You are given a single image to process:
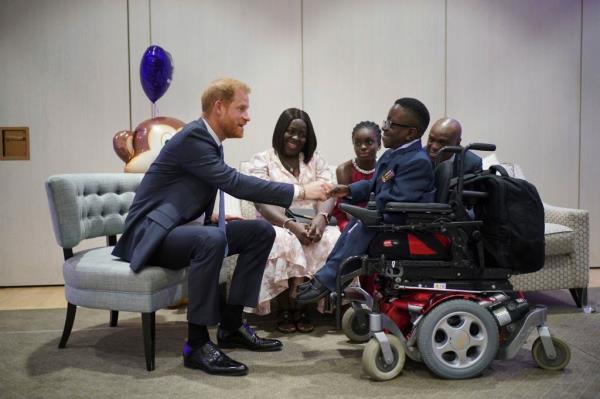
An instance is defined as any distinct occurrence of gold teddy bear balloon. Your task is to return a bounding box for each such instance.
[113,117,184,172]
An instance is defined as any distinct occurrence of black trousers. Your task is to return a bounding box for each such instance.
[149,219,276,326]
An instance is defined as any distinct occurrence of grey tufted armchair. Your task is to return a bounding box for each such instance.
[45,173,188,371]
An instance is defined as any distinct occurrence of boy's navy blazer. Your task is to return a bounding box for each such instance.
[348,140,435,211]
[112,119,294,272]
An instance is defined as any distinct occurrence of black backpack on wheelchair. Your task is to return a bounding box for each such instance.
[463,165,545,274]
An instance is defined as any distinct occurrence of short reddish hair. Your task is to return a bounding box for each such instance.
[201,78,251,115]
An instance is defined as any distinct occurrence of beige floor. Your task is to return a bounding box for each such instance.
[1,269,599,311]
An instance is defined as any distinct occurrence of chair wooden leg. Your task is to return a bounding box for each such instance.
[58,303,77,349]
[151,312,156,369]
[142,312,156,371]
[569,287,587,308]
[110,310,119,327]
[151,312,155,345]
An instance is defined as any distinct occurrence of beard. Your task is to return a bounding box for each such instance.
[220,115,243,139]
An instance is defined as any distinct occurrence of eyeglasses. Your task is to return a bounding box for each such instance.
[381,120,415,130]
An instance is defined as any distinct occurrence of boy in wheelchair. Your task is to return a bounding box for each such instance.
[297,118,570,379]
[296,97,436,304]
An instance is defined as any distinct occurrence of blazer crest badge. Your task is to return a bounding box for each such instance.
[380,169,395,183]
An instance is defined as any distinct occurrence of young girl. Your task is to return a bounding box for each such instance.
[332,121,381,231]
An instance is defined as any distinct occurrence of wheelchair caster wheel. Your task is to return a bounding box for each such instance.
[362,335,405,381]
[342,307,370,343]
[532,336,571,371]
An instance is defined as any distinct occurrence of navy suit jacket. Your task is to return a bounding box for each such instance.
[113,119,294,272]
[453,150,483,177]
[348,140,435,212]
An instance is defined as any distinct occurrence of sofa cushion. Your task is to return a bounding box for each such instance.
[63,246,187,293]
[545,223,574,257]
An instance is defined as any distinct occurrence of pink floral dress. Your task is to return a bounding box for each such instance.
[246,148,341,315]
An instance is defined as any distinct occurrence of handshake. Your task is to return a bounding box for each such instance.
[302,182,350,201]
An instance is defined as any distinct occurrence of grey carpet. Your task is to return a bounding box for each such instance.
[1,289,599,399]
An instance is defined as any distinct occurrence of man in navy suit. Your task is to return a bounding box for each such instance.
[296,98,436,303]
[425,117,482,176]
[113,78,330,376]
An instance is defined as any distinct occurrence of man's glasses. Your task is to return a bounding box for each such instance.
[381,120,415,130]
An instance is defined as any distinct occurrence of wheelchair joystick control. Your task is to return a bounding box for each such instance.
[367,193,376,210]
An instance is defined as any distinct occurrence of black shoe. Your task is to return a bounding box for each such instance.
[297,279,313,293]
[295,277,330,304]
[183,341,248,376]
[217,323,283,352]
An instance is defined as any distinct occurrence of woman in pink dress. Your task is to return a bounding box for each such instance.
[247,108,341,333]
[332,121,381,231]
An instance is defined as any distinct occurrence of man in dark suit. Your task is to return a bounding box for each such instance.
[425,117,482,176]
[113,78,331,376]
[296,98,436,303]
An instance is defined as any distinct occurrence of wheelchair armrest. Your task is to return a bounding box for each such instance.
[384,202,452,213]
[339,203,382,226]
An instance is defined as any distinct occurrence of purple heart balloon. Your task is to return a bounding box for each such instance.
[140,45,173,103]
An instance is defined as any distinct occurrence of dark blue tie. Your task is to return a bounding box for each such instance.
[218,145,228,257]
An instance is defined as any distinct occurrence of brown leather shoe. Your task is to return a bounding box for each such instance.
[295,310,314,333]
[276,310,296,333]
[167,297,188,309]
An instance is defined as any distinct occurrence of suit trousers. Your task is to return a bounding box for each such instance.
[149,219,276,326]
[314,219,377,291]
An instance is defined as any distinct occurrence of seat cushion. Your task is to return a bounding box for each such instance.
[64,246,187,293]
[544,223,574,257]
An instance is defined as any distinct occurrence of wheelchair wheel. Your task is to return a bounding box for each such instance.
[362,335,406,381]
[417,299,499,379]
[532,336,571,371]
[342,307,371,343]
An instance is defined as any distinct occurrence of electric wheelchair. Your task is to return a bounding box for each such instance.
[333,143,571,381]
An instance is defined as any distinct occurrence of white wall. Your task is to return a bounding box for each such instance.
[0,0,597,286]
[0,0,130,286]
[446,0,581,208]
[581,0,600,269]
[302,0,446,165]
[137,0,303,166]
